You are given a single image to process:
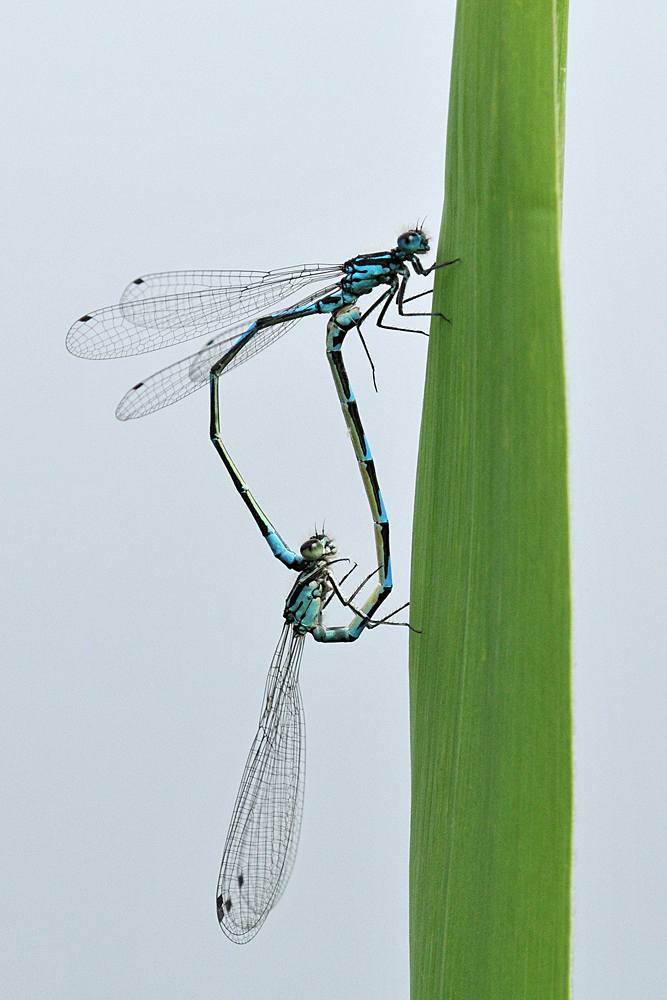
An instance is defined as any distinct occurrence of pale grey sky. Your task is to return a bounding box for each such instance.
[1,2,665,998]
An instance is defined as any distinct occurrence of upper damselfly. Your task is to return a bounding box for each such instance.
[66,229,456,419]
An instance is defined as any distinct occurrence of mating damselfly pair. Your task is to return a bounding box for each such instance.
[67,229,456,942]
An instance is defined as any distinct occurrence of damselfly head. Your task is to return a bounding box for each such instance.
[300,533,336,561]
[397,229,430,255]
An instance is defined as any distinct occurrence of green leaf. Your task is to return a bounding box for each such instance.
[409,0,571,997]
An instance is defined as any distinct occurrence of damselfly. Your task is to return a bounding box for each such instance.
[66,229,457,418]
[212,302,410,943]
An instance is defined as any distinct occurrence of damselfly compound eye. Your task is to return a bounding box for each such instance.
[398,230,417,245]
[300,537,324,561]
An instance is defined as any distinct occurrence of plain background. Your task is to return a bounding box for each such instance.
[1,2,665,998]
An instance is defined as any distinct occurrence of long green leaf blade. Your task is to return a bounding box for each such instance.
[409,0,571,997]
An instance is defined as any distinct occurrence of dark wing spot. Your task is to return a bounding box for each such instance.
[133,278,144,285]
[237,873,244,888]
[225,898,232,912]
[216,894,224,918]
[131,382,144,390]
[78,315,92,323]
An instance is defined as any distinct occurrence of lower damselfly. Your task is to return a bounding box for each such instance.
[212,301,411,943]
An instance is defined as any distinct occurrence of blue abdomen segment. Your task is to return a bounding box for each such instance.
[266,532,305,570]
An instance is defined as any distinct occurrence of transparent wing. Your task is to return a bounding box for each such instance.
[119,269,278,302]
[115,281,342,420]
[115,319,261,420]
[217,623,306,945]
[118,267,340,302]
[66,263,342,359]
